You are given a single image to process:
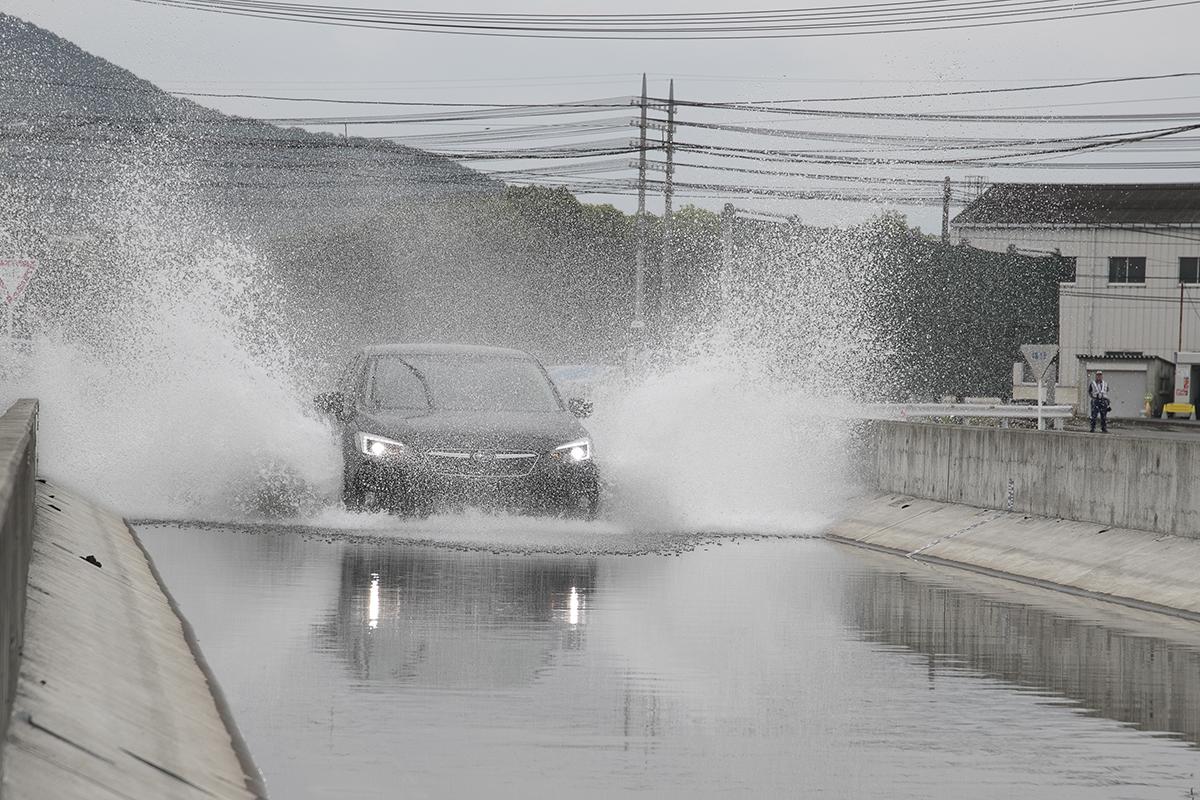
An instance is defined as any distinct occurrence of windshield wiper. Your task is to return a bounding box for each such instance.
[373,357,433,412]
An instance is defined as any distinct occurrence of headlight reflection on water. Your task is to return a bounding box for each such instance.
[367,573,380,630]
[568,586,581,626]
[550,586,587,626]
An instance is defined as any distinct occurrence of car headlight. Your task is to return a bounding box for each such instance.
[355,431,409,459]
[552,438,591,463]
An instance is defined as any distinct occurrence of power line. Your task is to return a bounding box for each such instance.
[659,160,954,185]
[9,107,1200,171]
[260,100,634,124]
[378,117,634,145]
[0,77,634,111]
[15,70,1200,107]
[9,122,1200,178]
[504,176,946,204]
[743,71,1200,104]
[676,98,1200,123]
[8,69,1200,213]
[670,122,1200,166]
[668,117,1200,151]
[489,159,633,177]
[11,74,1200,127]
[127,0,1200,39]
[428,140,648,159]
[1060,289,1200,304]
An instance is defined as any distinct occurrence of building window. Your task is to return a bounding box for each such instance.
[1108,256,1146,284]
[1181,257,1200,285]
[1057,256,1077,283]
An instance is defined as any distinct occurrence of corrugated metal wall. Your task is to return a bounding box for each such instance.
[951,224,1200,393]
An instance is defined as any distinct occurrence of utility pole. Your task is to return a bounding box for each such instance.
[941,176,951,244]
[632,73,649,334]
[1180,280,1186,354]
[719,202,735,325]
[660,79,677,324]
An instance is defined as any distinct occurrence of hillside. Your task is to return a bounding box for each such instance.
[0,14,1060,385]
[0,13,497,217]
[0,14,642,368]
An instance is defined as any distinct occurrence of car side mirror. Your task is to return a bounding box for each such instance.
[315,391,352,422]
[568,398,592,418]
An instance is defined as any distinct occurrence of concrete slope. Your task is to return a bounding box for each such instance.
[1,480,265,799]
[827,493,1200,621]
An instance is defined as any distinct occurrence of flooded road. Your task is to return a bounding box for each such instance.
[137,523,1200,799]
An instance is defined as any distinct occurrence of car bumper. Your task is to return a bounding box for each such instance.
[352,455,599,514]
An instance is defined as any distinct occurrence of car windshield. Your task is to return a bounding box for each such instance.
[369,354,562,413]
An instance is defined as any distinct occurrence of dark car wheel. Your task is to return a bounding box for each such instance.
[344,477,426,517]
[582,494,600,520]
[561,490,600,520]
[342,481,366,512]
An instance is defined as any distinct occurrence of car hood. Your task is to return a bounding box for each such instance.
[355,408,589,453]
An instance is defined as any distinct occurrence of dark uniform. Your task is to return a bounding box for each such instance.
[1088,375,1110,433]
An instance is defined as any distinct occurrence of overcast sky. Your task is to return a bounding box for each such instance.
[5,0,1200,230]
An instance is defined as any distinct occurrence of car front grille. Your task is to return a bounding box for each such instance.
[423,450,539,478]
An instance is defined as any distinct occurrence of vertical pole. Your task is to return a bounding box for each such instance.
[941,176,951,244]
[5,303,12,368]
[1037,378,1045,430]
[632,73,649,334]
[660,79,676,324]
[719,203,735,325]
[1180,279,1185,354]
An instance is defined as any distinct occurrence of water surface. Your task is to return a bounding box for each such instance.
[138,523,1200,799]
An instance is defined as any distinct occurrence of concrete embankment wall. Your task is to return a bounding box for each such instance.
[867,421,1199,538]
[830,421,1200,619]
[0,399,266,800]
[0,401,36,772]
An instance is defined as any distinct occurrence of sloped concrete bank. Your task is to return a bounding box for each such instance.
[0,471,267,798]
[827,493,1200,621]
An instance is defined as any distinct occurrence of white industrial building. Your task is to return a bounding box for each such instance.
[951,183,1200,418]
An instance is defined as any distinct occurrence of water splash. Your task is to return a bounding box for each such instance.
[1,146,339,519]
[590,361,852,536]
[2,140,887,532]
[587,220,886,536]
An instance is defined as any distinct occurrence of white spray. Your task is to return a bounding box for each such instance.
[2,145,885,534]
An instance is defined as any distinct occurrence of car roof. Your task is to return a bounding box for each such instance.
[360,343,538,360]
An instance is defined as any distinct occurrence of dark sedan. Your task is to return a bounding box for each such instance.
[317,344,600,517]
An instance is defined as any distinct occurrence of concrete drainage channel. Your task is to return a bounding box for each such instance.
[829,421,1200,621]
[0,400,267,800]
[5,406,1200,796]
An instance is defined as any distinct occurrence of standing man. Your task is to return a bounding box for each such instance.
[1088,370,1110,433]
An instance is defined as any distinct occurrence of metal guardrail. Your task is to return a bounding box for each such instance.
[0,399,37,780]
[852,403,1073,420]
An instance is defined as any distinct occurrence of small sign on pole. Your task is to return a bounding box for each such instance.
[0,258,38,350]
[1020,344,1059,382]
[1021,344,1059,430]
[0,259,37,306]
